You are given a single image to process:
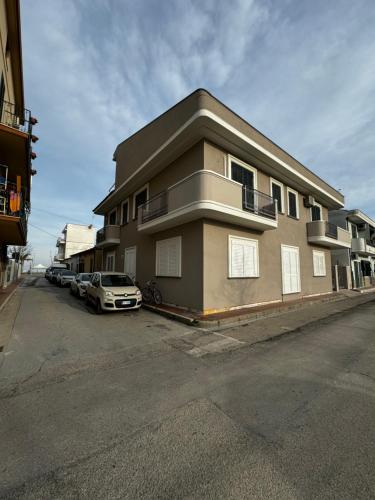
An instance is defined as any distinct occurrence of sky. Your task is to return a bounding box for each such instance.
[21,0,375,265]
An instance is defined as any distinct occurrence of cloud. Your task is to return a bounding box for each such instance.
[20,0,375,264]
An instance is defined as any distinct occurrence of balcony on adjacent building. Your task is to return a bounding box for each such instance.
[351,237,375,256]
[56,237,65,247]
[137,170,278,233]
[0,179,28,246]
[96,225,120,247]
[307,220,351,249]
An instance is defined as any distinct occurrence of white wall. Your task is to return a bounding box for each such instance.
[63,224,96,259]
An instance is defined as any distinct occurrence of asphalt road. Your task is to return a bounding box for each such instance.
[1,277,375,499]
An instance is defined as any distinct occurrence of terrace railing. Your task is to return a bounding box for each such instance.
[242,186,277,220]
[0,98,32,135]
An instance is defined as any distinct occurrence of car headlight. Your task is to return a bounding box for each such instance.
[105,290,114,297]
[136,290,141,296]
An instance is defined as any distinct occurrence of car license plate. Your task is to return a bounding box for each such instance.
[122,300,131,305]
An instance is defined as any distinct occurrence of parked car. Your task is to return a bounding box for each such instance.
[56,270,76,287]
[70,273,92,297]
[50,268,63,283]
[46,264,67,281]
[86,272,142,313]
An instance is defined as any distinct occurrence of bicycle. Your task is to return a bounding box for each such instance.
[141,280,162,305]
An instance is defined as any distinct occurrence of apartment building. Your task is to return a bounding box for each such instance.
[55,224,96,262]
[0,0,38,287]
[94,89,351,314]
[329,209,375,289]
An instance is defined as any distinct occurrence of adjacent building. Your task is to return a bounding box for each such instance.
[55,223,96,262]
[65,246,103,274]
[329,209,375,289]
[0,0,38,287]
[93,89,351,314]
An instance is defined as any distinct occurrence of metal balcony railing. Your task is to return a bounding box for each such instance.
[96,227,106,244]
[242,186,277,220]
[0,99,32,135]
[0,179,28,237]
[139,191,168,224]
[325,222,338,239]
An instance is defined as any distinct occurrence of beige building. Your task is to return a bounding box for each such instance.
[94,89,351,314]
[329,209,375,289]
[0,0,38,287]
[55,223,96,262]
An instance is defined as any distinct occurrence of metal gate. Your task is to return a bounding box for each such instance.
[337,266,348,289]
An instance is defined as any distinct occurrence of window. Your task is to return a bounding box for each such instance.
[133,184,149,219]
[311,202,322,221]
[121,199,129,225]
[228,236,259,278]
[106,252,115,272]
[229,155,257,189]
[350,223,358,238]
[156,236,181,277]
[313,250,326,276]
[108,209,117,225]
[287,188,299,219]
[270,178,284,213]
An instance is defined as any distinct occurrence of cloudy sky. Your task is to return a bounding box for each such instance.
[21,0,375,265]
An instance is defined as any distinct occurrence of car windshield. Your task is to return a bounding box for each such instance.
[62,271,76,276]
[101,274,133,287]
[80,274,92,281]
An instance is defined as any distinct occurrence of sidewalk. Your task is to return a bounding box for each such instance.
[144,288,375,330]
[0,279,21,313]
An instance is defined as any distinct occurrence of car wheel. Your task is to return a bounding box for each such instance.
[96,299,103,314]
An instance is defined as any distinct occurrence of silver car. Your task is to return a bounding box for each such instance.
[70,273,92,297]
[57,270,76,287]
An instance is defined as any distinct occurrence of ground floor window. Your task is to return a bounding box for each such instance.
[106,252,115,272]
[313,250,326,276]
[156,236,181,277]
[228,235,259,278]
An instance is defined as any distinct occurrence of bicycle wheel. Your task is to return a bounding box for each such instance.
[153,288,162,305]
[142,287,153,304]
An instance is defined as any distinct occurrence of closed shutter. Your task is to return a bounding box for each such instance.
[156,236,181,277]
[313,251,326,276]
[124,247,136,279]
[281,245,301,294]
[229,236,258,278]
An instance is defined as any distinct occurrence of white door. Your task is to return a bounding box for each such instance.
[281,245,301,294]
[106,252,115,272]
[124,246,136,280]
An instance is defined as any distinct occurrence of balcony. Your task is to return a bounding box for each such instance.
[307,221,351,249]
[0,99,33,186]
[351,237,375,256]
[96,225,120,248]
[56,237,66,247]
[0,179,28,245]
[137,170,278,233]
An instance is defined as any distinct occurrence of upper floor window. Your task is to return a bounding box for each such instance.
[287,188,299,219]
[350,223,358,238]
[311,202,322,221]
[133,184,149,219]
[121,199,129,225]
[108,209,117,225]
[229,155,257,190]
[270,178,284,214]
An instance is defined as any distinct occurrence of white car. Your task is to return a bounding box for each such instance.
[57,270,76,287]
[86,272,142,313]
[70,273,92,297]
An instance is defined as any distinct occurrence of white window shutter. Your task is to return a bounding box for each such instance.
[229,237,258,278]
[156,237,181,277]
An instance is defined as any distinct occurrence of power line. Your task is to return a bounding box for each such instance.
[28,223,59,239]
[31,207,97,225]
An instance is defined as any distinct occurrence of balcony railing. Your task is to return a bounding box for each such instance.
[140,191,168,224]
[0,179,28,239]
[325,221,338,239]
[137,170,278,233]
[0,99,32,135]
[242,186,277,220]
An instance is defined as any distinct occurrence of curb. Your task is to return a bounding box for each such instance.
[143,304,198,326]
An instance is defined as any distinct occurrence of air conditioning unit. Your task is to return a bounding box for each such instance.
[303,195,315,208]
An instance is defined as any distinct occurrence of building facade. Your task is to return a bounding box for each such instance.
[94,89,351,314]
[0,0,38,287]
[55,223,96,262]
[329,209,375,289]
